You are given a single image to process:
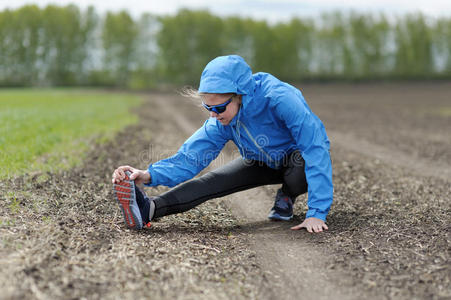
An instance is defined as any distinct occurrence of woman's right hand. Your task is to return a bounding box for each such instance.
[112,165,151,185]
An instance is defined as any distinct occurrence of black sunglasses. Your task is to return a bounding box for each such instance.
[202,96,233,114]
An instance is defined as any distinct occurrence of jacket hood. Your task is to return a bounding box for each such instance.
[198,55,255,96]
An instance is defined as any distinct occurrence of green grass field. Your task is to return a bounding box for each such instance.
[0,89,142,180]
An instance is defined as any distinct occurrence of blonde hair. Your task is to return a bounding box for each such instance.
[180,86,203,100]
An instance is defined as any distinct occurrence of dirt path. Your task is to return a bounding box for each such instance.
[152,94,379,300]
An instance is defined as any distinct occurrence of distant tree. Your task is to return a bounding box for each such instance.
[222,16,254,65]
[14,5,41,85]
[290,18,315,80]
[78,6,99,85]
[250,20,278,73]
[126,13,160,89]
[157,9,224,85]
[348,13,391,78]
[40,5,90,85]
[433,18,451,75]
[0,6,42,85]
[102,10,138,87]
[0,9,17,85]
[312,12,350,79]
[255,18,314,81]
[395,14,434,78]
[269,21,303,81]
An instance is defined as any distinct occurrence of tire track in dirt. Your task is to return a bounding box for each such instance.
[329,131,451,182]
[152,94,379,300]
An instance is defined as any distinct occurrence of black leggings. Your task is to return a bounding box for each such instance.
[152,151,308,219]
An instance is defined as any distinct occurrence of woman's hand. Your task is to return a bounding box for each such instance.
[112,165,151,185]
[291,217,328,233]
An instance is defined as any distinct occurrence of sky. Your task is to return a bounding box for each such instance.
[0,0,450,23]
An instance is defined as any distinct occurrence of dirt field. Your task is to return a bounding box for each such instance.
[1,82,450,299]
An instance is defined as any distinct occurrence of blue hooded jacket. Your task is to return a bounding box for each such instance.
[147,55,333,221]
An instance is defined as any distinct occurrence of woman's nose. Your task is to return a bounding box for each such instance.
[210,111,218,118]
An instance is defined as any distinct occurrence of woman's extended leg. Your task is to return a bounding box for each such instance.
[152,158,284,218]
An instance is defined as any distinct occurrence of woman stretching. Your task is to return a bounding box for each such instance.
[112,55,333,233]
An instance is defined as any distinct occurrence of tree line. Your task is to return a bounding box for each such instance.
[0,5,450,88]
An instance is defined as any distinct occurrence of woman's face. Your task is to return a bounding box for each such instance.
[202,93,241,126]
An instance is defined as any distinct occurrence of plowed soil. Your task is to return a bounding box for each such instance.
[1,82,450,299]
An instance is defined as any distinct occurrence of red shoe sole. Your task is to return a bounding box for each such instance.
[113,172,139,229]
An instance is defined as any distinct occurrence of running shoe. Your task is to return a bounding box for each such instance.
[113,171,151,230]
[268,188,294,221]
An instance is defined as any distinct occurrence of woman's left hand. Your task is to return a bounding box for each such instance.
[291,217,328,233]
[112,165,151,185]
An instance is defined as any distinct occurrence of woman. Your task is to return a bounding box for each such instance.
[112,55,333,233]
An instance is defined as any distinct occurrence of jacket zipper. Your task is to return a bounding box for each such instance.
[236,121,280,168]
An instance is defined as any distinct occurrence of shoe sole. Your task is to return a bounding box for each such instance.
[268,212,293,221]
[113,171,142,229]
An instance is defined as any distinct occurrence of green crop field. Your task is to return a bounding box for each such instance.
[0,89,142,180]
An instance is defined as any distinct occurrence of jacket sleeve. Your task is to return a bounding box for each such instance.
[145,118,229,187]
[273,90,333,221]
